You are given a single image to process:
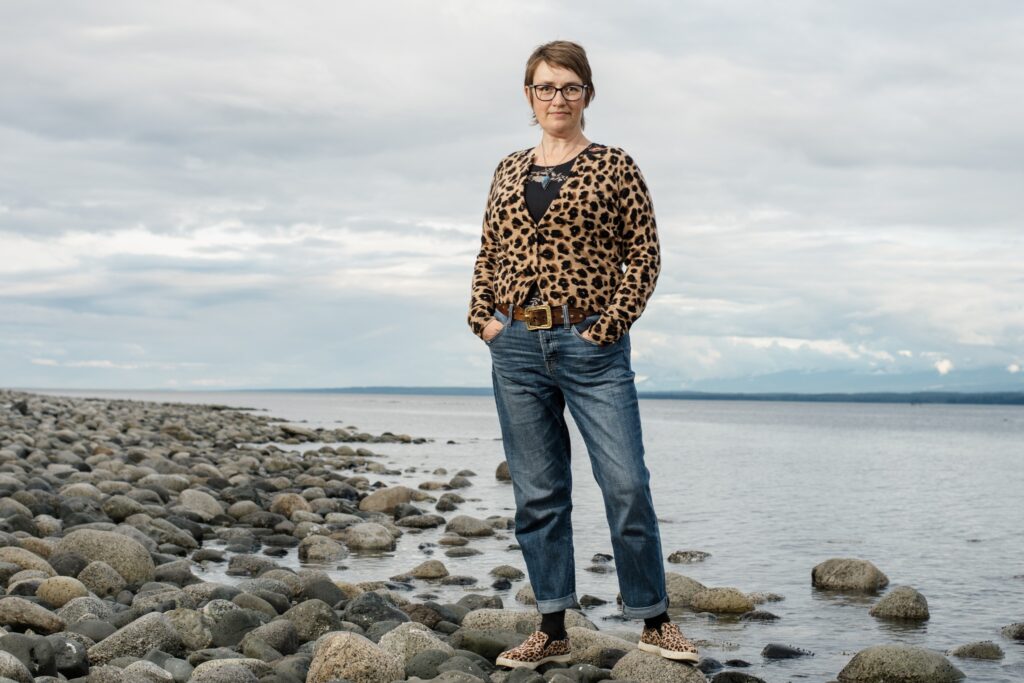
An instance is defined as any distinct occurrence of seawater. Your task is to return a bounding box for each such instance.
[40,389,1024,682]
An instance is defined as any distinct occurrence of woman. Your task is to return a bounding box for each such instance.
[467,41,699,669]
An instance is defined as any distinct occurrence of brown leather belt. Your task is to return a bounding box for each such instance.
[496,303,595,330]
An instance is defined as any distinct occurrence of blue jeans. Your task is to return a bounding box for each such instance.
[486,305,668,619]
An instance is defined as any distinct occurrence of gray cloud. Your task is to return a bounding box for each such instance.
[1,1,1022,391]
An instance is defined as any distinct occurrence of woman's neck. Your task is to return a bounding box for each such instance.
[537,131,590,165]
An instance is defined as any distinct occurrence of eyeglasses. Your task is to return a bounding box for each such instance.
[528,84,587,102]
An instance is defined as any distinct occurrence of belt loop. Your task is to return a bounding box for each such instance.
[561,304,570,329]
[507,300,515,328]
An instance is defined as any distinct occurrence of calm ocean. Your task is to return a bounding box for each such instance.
[38,389,1024,681]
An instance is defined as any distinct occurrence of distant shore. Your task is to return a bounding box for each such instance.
[46,385,1022,406]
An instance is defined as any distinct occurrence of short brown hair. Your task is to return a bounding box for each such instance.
[524,40,595,129]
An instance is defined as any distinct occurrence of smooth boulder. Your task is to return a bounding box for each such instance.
[306,631,404,683]
[837,644,964,682]
[869,586,929,620]
[54,529,155,584]
[690,587,754,614]
[611,649,708,682]
[342,523,396,551]
[812,558,889,592]
[87,612,184,665]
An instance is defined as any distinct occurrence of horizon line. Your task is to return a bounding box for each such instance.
[10,385,1024,406]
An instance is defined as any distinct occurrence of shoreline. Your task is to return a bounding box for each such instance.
[0,389,1017,682]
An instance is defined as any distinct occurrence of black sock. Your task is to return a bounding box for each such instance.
[540,609,567,640]
[644,611,670,631]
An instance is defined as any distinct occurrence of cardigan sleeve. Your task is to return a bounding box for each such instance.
[467,161,504,338]
[586,151,661,345]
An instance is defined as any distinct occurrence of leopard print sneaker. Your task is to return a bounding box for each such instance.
[495,630,571,669]
[638,621,699,663]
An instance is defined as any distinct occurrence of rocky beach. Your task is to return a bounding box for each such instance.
[0,388,1020,683]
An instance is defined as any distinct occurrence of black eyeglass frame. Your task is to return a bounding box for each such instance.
[527,84,589,102]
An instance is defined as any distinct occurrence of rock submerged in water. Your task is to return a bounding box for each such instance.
[812,558,889,592]
[359,485,431,513]
[948,640,1004,660]
[1002,622,1024,640]
[495,460,511,481]
[689,587,754,614]
[444,515,496,537]
[869,585,929,621]
[711,672,766,683]
[342,522,397,551]
[761,643,813,659]
[837,644,964,682]
[668,550,711,564]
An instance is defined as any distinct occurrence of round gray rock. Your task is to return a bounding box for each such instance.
[444,515,495,537]
[377,621,454,664]
[666,572,707,607]
[948,641,1003,660]
[1002,622,1024,640]
[77,560,127,597]
[86,612,184,665]
[0,597,65,634]
[837,644,964,682]
[342,522,396,551]
[611,649,708,682]
[812,558,889,592]
[192,658,272,680]
[358,485,423,513]
[189,663,259,682]
[306,631,404,683]
[54,529,155,584]
[297,535,348,562]
[0,547,55,576]
[0,650,32,683]
[178,489,224,522]
[690,587,754,614]
[281,599,342,642]
[122,659,175,682]
[36,576,89,608]
[409,560,449,579]
[869,586,929,620]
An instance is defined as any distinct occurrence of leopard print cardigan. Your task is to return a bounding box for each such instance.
[467,143,660,346]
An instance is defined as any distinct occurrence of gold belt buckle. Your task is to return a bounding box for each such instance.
[524,304,553,330]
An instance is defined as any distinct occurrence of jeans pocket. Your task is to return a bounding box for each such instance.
[484,308,510,345]
[571,314,605,347]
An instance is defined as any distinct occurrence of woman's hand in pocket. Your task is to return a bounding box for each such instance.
[482,318,504,342]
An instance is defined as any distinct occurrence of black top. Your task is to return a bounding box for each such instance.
[525,157,577,224]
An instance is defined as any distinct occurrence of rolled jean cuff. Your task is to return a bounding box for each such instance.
[535,593,579,614]
[621,596,669,619]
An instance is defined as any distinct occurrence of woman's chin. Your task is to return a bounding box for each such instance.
[541,119,580,135]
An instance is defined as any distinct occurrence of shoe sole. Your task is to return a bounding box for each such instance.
[495,653,572,670]
[639,640,700,663]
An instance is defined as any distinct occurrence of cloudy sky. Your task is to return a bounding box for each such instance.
[2,1,1022,392]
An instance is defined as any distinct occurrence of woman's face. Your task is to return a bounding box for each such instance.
[525,61,587,137]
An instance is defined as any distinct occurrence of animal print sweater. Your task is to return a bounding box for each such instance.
[468,143,660,345]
